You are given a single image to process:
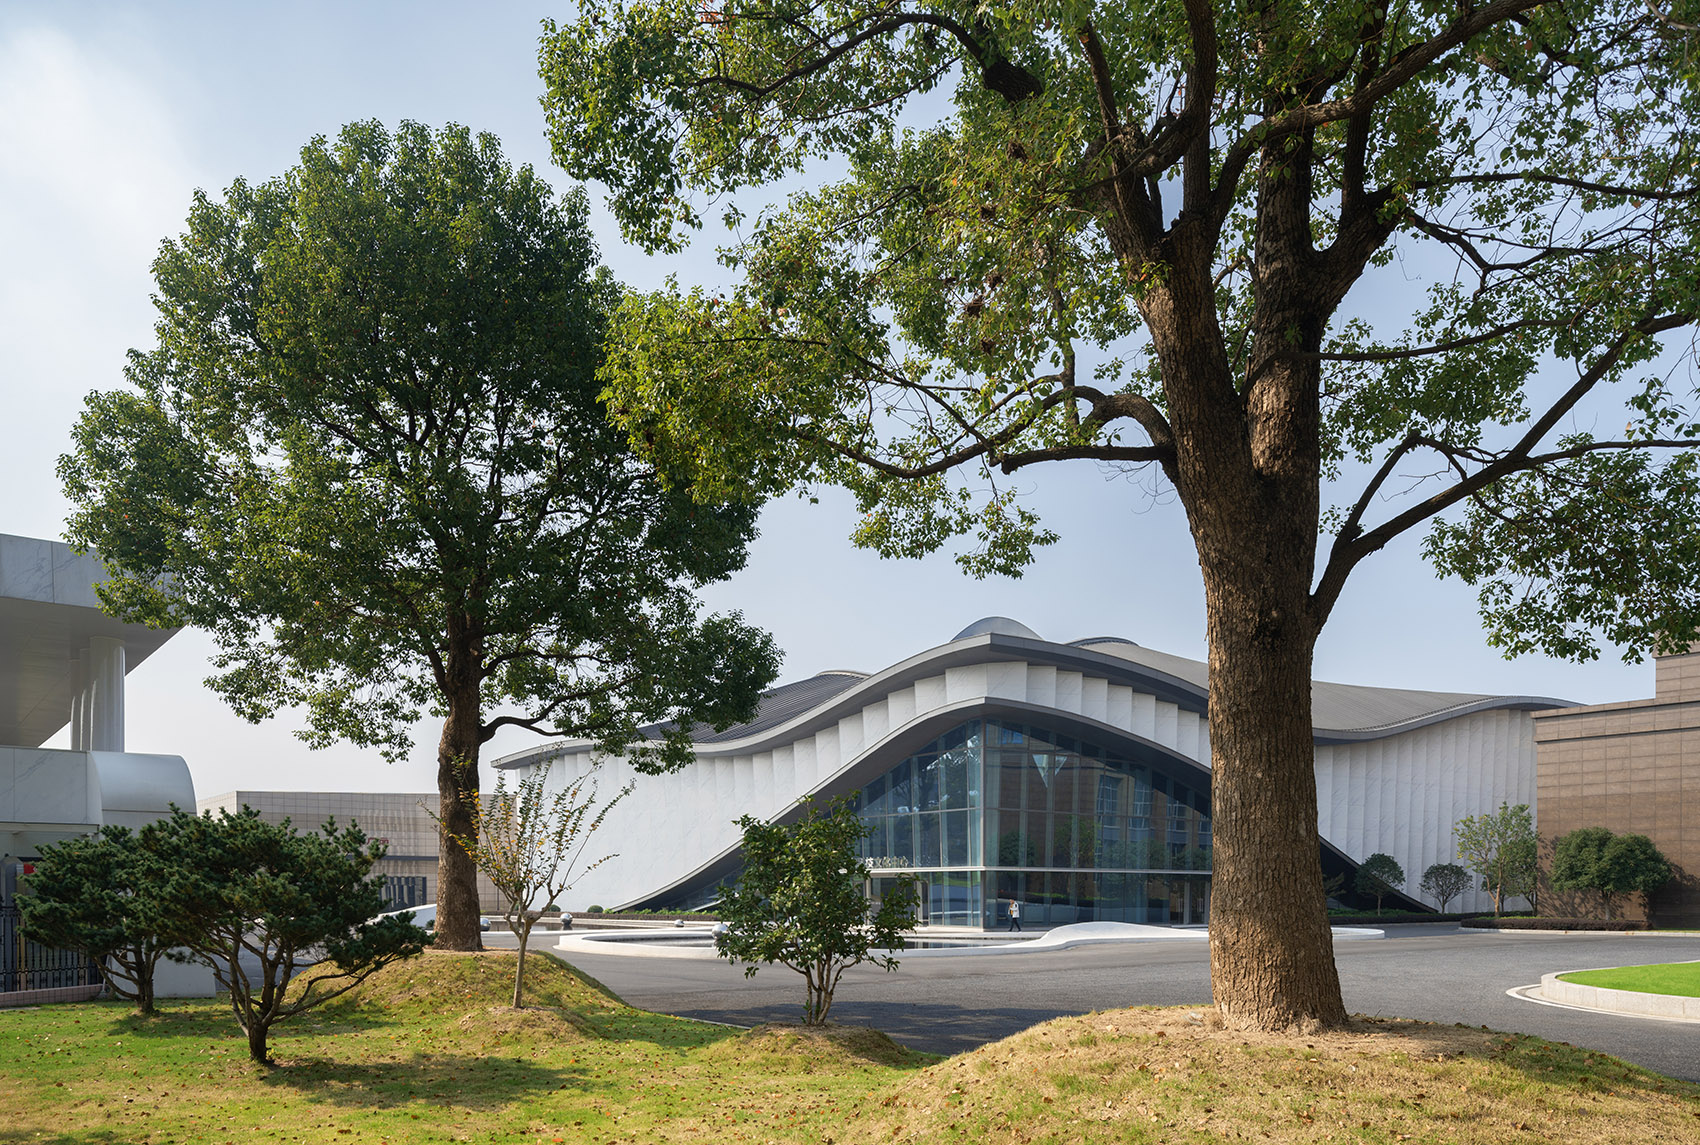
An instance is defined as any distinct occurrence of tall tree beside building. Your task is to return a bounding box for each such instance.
[59,121,780,951]
[542,0,1700,1031]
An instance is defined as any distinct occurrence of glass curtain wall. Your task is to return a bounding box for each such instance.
[851,717,1213,929]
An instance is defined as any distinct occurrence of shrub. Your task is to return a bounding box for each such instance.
[1460,916,1647,931]
[715,798,917,1025]
[143,807,430,1063]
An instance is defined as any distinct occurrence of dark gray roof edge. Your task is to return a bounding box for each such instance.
[1312,695,1578,743]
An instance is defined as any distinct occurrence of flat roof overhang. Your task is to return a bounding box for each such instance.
[0,534,178,748]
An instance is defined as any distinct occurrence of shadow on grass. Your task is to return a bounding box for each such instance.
[255,1049,604,1109]
[1354,1017,1700,1098]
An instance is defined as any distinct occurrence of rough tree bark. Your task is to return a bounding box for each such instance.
[1122,127,1351,1029]
[435,613,486,953]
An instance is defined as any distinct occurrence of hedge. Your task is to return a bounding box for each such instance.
[1459,916,1647,931]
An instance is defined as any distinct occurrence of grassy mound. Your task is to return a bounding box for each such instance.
[304,948,619,1017]
[848,1006,1700,1144]
[697,1021,936,1070]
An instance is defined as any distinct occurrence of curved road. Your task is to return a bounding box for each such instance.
[549,925,1700,1082]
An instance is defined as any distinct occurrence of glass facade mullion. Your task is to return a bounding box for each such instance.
[854,715,1212,928]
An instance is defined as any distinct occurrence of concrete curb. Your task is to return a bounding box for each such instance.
[0,983,104,1010]
[1463,926,1698,936]
[550,921,1384,961]
[1509,961,1700,1023]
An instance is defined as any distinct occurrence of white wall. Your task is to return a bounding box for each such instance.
[539,663,1536,915]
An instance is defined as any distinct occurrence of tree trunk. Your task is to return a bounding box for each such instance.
[247,1021,271,1064]
[135,962,155,1016]
[513,922,530,1009]
[1198,561,1348,1031]
[435,622,485,952]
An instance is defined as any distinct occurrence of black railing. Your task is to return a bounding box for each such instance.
[0,906,102,994]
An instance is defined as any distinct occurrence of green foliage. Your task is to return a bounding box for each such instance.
[543,0,1700,1025]
[57,118,779,771]
[439,767,629,1007]
[715,799,918,1025]
[1551,827,1673,920]
[19,827,175,1013]
[140,807,430,1063]
[1455,803,1539,916]
[1354,852,1405,915]
[1419,862,1473,914]
[547,0,1700,615]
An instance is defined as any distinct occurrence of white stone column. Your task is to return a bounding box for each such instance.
[69,652,88,751]
[86,636,125,752]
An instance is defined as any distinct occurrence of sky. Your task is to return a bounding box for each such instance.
[0,2,1682,798]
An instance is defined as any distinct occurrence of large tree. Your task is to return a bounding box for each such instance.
[60,121,780,951]
[540,1,1700,1029]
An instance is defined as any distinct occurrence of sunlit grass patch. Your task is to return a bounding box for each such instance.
[1,954,1696,1144]
[1560,960,1700,998]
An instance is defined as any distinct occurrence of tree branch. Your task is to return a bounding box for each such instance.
[1310,312,1691,623]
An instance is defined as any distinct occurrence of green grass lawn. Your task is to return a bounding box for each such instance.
[1559,959,1700,997]
[2,949,1697,1144]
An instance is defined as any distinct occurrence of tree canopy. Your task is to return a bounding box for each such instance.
[20,826,175,1014]
[60,120,781,949]
[141,807,430,1064]
[1455,802,1538,914]
[1354,852,1404,915]
[541,0,1700,1030]
[1551,826,1672,919]
[1418,861,1472,914]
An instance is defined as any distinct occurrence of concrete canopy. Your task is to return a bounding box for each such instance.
[0,534,178,749]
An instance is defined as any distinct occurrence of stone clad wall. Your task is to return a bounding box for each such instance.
[1532,652,1700,926]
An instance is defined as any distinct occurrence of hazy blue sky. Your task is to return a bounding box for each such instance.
[0,2,1678,797]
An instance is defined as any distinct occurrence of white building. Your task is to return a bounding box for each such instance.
[497,617,1566,924]
[0,532,200,998]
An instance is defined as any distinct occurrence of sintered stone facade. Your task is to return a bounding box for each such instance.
[1532,650,1700,926]
[501,617,1566,926]
[195,791,504,913]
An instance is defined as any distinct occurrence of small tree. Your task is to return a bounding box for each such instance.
[440,766,628,1008]
[1419,863,1472,914]
[1455,803,1539,916]
[715,799,918,1025]
[19,826,176,1014]
[1354,853,1405,916]
[1552,828,1672,921]
[143,807,430,1064]
[1550,826,1615,916]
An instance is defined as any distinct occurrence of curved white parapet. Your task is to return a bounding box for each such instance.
[88,751,193,828]
[552,921,1383,961]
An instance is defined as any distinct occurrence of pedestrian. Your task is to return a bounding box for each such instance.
[1007,898,1022,932]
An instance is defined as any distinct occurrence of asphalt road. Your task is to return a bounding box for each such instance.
[549,925,1700,1083]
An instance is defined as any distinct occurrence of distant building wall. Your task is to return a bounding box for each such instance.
[195,791,503,914]
[1532,651,1700,926]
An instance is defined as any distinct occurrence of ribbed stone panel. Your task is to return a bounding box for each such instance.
[1314,709,1536,914]
[524,656,1538,914]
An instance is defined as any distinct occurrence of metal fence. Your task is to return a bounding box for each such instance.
[0,906,102,994]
